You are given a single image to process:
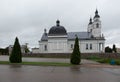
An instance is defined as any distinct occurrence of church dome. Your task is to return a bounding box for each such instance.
[94,9,100,18]
[48,20,67,35]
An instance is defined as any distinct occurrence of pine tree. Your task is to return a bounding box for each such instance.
[70,36,81,65]
[9,37,22,63]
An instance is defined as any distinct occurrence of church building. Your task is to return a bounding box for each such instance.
[32,10,105,53]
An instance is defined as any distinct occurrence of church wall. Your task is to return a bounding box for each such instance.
[67,40,74,53]
[92,28,101,37]
[67,40,104,53]
[92,18,101,37]
[80,40,105,53]
[32,48,40,53]
[80,40,98,53]
[36,39,105,54]
[48,37,68,53]
[39,41,48,53]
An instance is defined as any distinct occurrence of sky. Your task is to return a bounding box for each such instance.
[0,0,120,48]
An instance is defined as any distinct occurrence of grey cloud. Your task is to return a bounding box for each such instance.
[0,0,120,48]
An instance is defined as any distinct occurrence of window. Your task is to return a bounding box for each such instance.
[90,44,92,50]
[96,23,99,28]
[86,44,88,50]
[44,45,47,51]
[90,29,92,32]
[71,44,73,49]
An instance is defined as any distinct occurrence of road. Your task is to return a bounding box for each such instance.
[0,56,120,82]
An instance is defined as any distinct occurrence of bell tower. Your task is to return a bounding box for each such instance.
[88,17,93,32]
[88,9,102,37]
[92,9,101,37]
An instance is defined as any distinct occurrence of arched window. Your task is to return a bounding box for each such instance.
[86,44,88,50]
[71,44,73,49]
[96,23,99,28]
[90,44,92,50]
[44,45,47,51]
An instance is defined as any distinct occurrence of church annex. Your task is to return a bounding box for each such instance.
[32,10,105,53]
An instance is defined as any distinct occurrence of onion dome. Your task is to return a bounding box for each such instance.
[94,9,100,18]
[89,17,93,24]
[48,20,67,35]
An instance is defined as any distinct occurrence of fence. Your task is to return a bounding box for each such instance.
[22,53,120,59]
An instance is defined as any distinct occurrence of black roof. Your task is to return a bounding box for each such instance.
[94,9,100,18]
[48,26,67,35]
[48,20,67,35]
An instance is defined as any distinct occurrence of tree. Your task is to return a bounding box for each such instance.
[9,37,22,63]
[105,46,112,53]
[25,47,30,53]
[24,43,30,53]
[70,36,81,65]
[112,44,117,53]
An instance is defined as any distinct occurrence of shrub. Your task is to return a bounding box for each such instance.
[105,46,112,53]
[70,36,81,65]
[115,60,120,65]
[9,37,22,63]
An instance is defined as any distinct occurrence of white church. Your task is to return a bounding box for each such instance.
[32,10,105,53]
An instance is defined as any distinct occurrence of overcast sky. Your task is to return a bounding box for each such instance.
[0,0,120,48]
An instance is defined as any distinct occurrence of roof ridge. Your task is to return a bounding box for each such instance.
[68,31,88,33]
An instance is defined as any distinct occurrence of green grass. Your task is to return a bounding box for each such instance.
[0,61,9,64]
[0,61,72,66]
[86,56,120,65]
[97,59,120,65]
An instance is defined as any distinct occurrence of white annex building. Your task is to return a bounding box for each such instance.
[32,10,105,53]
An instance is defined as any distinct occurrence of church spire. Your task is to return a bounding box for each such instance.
[89,17,93,24]
[94,9,100,18]
[56,20,60,26]
[44,28,47,35]
[95,9,98,15]
[44,28,47,33]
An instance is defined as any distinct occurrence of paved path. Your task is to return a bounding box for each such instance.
[0,55,99,64]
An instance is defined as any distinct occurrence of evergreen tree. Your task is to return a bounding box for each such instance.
[9,37,22,63]
[70,36,81,65]
[112,44,117,53]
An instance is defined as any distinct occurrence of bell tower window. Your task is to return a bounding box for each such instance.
[96,23,99,28]
[90,29,92,32]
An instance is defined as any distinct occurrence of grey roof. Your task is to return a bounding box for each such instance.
[41,32,105,41]
[67,32,92,40]
[41,33,48,41]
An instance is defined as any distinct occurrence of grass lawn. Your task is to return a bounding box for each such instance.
[0,61,72,66]
[85,56,120,65]
[96,58,120,65]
